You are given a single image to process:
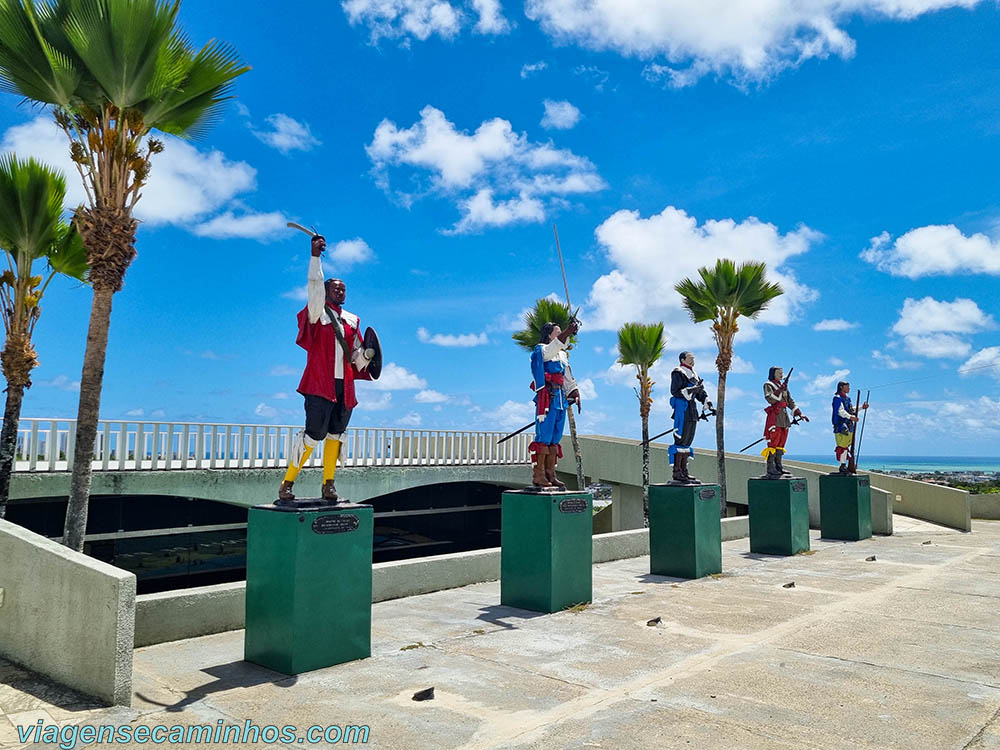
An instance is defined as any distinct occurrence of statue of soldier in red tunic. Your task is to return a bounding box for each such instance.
[278,234,381,503]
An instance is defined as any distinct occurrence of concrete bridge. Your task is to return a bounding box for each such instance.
[7,418,983,534]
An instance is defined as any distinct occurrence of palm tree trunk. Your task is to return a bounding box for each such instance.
[641,413,649,527]
[0,383,25,518]
[63,286,114,552]
[716,369,728,517]
[566,408,586,491]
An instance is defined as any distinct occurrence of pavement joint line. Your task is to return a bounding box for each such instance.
[837,610,1000,635]
[895,585,1000,600]
[457,541,992,749]
[771,646,1000,691]
[963,705,1000,749]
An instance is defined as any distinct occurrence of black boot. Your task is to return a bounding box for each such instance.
[765,452,782,479]
[671,454,685,483]
[775,451,792,477]
[681,453,699,484]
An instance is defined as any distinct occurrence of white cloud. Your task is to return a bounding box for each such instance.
[355,392,393,410]
[805,368,850,395]
[254,402,278,418]
[813,319,858,331]
[417,327,489,347]
[193,210,287,240]
[585,206,819,345]
[326,238,375,268]
[415,389,450,403]
[150,409,166,418]
[342,0,508,41]
[0,116,276,238]
[962,347,1000,379]
[366,105,604,233]
[871,349,920,370]
[399,411,423,426]
[524,0,982,86]
[37,374,81,391]
[521,61,548,78]
[901,333,972,359]
[729,355,755,374]
[269,364,299,376]
[862,225,1000,278]
[357,362,427,391]
[485,399,534,429]
[125,408,144,417]
[829,357,845,366]
[576,378,598,400]
[541,99,581,130]
[868,397,1000,440]
[471,0,510,33]
[891,297,995,336]
[281,286,308,301]
[252,113,321,154]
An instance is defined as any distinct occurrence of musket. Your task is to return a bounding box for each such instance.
[738,414,805,454]
[847,389,861,474]
[641,403,716,446]
[496,399,577,444]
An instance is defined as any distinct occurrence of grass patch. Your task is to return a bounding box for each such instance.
[566,602,590,613]
[471,629,485,635]
[797,550,817,556]
[629,591,645,595]
[400,642,426,651]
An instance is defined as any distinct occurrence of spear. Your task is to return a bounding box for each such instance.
[848,389,861,474]
[552,224,586,491]
[854,390,871,472]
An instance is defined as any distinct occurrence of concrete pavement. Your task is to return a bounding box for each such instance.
[2,516,998,749]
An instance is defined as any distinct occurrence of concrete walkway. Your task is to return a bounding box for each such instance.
[2,517,999,749]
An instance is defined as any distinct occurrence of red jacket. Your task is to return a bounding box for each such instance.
[295,305,372,408]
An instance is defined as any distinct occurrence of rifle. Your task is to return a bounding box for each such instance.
[738,414,806,454]
[641,402,716,446]
[496,398,578,444]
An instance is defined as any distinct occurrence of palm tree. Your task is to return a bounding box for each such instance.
[0,155,86,517]
[512,297,585,490]
[616,321,665,526]
[0,0,249,551]
[675,259,783,515]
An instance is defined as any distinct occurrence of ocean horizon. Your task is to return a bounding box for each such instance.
[793,455,1000,473]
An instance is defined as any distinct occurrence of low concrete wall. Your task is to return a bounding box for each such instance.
[0,519,135,705]
[972,494,1000,520]
[871,487,894,535]
[134,516,752,647]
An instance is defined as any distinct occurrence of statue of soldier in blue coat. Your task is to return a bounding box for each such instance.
[669,351,714,484]
[832,380,868,474]
[529,319,581,489]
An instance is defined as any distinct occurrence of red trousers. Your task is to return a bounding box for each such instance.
[766,426,789,450]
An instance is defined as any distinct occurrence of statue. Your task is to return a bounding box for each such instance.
[668,351,715,484]
[762,366,808,479]
[529,319,581,490]
[278,233,382,504]
[832,381,868,474]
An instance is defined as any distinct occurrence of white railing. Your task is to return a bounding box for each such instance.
[9,418,532,473]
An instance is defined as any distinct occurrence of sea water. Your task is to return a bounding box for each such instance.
[795,455,1000,474]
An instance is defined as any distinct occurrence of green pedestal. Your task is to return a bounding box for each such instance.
[244,503,373,674]
[748,478,810,556]
[820,474,873,541]
[649,484,722,579]
[500,490,592,613]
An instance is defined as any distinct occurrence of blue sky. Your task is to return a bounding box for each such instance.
[3,0,1000,456]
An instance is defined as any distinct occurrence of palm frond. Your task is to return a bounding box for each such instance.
[512,297,574,352]
[616,321,665,368]
[0,153,66,262]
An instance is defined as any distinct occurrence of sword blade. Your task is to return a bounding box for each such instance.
[497,421,535,444]
[287,221,317,237]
